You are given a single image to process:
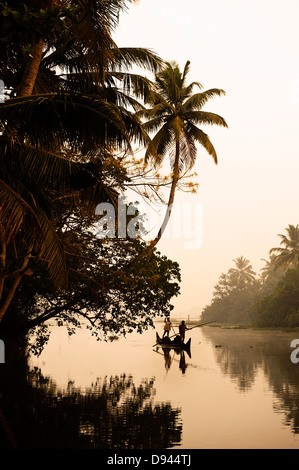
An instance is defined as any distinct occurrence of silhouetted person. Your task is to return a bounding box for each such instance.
[179,321,189,342]
[163,317,172,338]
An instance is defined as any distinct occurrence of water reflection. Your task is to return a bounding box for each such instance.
[154,347,190,374]
[3,326,299,449]
[0,347,182,449]
[202,327,299,434]
[179,352,188,374]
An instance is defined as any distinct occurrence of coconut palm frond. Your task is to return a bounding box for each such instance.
[72,0,126,71]
[81,180,119,213]
[142,116,167,134]
[145,122,174,166]
[111,47,164,73]
[0,179,68,288]
[0,92,147,153]
[269,225,299,271]
[0,179,29,242]
[33,205,68,289]
[186,110,228,128]
[1,141,81,187]
[107,71,157,103]
[118,104,149,146]
[186,122,218,163]
[180,128,197,170]
[137,100,172,120]
[181,60,191,84]
[181,89,226,112]
[56,69,157,109]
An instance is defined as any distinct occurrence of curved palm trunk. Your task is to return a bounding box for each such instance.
[16,37,45,97]
[151,137,180,248]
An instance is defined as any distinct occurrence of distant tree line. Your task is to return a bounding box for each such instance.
[201,224,299,328]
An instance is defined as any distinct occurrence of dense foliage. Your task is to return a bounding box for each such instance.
[201,226,299,328]
[201,257,262,325]
[0,0,181,346]
[255,265,299,328]
[0,0,228,349]
[1,235,181,354]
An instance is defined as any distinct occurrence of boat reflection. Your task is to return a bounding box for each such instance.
[154,346,190,374]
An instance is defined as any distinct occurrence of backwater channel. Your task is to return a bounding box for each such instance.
[2,323,299,449]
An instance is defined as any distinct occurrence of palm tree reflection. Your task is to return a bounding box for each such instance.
[0,363,182,449]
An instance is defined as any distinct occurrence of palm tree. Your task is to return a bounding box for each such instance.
[0,0,162,322]
[260,254,285,282]
[1,1,162,100]
[269,224,299,271]
[138,60,228,246]
[228,256,256,288]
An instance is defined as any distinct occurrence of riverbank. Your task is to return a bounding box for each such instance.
[156,317,299,334]
[206,322,299,333]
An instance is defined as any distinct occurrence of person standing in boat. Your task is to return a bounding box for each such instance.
[162,317,172,338]
[179,321,189,342]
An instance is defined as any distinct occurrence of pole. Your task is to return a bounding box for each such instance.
[187,320,216,331]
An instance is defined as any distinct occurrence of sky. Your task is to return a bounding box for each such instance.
[113,0,299,318]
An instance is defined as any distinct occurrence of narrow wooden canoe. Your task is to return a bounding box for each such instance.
[155,332,191,355]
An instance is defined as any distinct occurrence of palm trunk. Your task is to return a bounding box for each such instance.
[0,244,34,324]
[16,0,63,98]
[16,37,44,97]
[151,136,180,248]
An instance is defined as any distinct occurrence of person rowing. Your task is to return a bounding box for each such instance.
[162,317,172,338]
[178,320,189,343]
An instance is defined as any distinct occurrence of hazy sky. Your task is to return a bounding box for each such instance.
[113,0,299,318]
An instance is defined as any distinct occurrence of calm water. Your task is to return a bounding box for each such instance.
[21,323,299,449]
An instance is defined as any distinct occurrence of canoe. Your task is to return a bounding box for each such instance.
[155,332,191,355]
